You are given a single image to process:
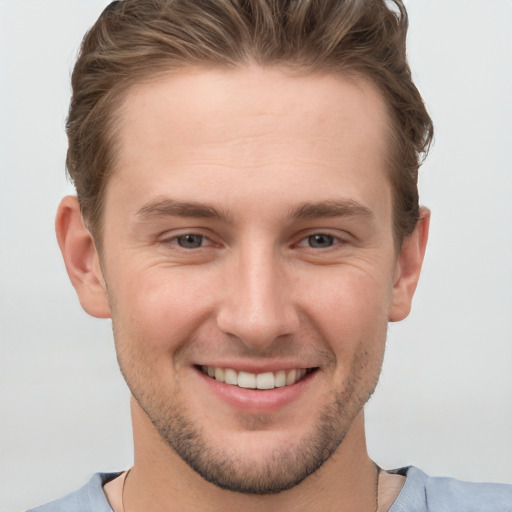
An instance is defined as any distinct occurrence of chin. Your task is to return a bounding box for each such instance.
[133,381,367,495]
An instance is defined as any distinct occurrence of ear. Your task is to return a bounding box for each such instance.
[55,196,111,318]
[388,207,430,322]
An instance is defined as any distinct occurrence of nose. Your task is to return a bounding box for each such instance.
[216,244,300,350]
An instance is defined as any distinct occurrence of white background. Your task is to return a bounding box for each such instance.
[1,1,511,510]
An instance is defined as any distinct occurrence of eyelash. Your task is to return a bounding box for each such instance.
[296,233,342,249]
[164,233,215,249]
[162,231,347,251]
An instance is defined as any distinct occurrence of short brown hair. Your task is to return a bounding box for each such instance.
[67,0,433,244]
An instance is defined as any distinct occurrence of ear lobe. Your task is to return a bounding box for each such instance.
[55,196,111,319]
[389,208,430,322]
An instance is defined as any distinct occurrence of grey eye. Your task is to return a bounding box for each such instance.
[307,234,335,248]
[177,234,204,248]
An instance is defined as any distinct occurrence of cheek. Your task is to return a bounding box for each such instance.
[300,267,392,355]
[109,267,216,355]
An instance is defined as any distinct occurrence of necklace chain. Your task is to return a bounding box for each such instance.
[374,464,381,512]
[121,464,381,512]
[121,468,130,512]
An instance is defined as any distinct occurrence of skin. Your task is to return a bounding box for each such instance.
[57,66,429,511]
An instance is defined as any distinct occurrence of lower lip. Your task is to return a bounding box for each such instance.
[196,368,316,413]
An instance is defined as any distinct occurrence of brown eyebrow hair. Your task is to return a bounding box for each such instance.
[135,198,233,222]
[136,197,373,223]
[290,200,374,220]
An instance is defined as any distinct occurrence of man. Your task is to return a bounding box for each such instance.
[28,0,511,510]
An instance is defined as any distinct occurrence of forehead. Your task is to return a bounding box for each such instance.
[118,66,389,156]
[108,66,391,220]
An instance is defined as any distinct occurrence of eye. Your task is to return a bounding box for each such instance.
[303,234,336,248]
[175,234,206,249]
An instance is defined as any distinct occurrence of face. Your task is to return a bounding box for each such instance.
[96,67,404,493]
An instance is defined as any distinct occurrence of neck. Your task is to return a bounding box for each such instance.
[125,400,379,512]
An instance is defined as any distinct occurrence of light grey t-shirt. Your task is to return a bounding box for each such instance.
[27,466,512,512]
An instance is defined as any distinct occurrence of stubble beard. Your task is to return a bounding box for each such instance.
[111,298,386,496]
[144,390,351,495]
[124,354,382,495]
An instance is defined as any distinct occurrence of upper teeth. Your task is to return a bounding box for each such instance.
[201,366,309,389]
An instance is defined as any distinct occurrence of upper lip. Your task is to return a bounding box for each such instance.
[194,362,318,373]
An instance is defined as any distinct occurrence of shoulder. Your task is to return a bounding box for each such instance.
[26,472,121,512]
[389,466,512,512]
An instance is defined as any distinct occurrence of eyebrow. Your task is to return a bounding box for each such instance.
[135,197,373,223]
[135,198,233,222]
[290,200,374,221]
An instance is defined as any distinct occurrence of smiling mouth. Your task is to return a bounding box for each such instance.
[199,366,317,390]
